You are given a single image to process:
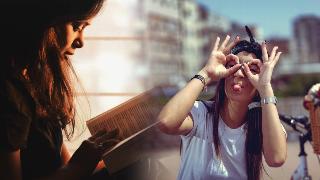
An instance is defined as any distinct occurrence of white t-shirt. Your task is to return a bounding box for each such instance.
[177,101,250,180]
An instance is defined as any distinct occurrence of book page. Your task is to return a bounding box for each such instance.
[86,87,171,173]
[86,87,166,140]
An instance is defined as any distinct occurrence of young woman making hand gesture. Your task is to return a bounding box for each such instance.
[158,27,287,180]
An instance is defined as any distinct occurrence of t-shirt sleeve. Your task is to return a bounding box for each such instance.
[182,101,207,138]
[0,79,34,152]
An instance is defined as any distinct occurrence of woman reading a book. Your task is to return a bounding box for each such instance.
[158,27,287,180]
[0,1,120,179]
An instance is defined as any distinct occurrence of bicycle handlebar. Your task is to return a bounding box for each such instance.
[279,114,310,134]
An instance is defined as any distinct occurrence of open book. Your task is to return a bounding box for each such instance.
[86,86,173,174]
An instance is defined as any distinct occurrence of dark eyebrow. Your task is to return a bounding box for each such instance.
[76,20,91,26]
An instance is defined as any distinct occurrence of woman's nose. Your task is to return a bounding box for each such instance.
[73,33,84,49]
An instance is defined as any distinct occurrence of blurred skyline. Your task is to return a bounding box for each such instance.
[197,0,320,38]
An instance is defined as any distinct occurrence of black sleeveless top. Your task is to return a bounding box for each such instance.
[0,76,63,179]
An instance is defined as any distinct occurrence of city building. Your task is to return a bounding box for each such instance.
[293,15,320,64]
[266,37,291,77]
[81,0,186,89]
[198,5,231,67]
[179,0,203,79]
[139,0,184,88]
[274,15,320,77]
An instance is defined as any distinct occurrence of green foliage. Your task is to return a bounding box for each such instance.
[274,74,320,97]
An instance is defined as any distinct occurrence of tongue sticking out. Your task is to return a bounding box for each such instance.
[233,84,242,92]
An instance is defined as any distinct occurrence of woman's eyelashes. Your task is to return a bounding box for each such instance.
[225,61,260,74]
[248,64,260,74]
[72,22,84,32]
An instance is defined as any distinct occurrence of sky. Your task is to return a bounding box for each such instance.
[196,0,320,39]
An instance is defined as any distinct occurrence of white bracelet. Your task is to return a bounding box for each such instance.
[261,96,278,105]
[248,102,261,110]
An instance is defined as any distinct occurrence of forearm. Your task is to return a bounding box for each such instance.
[158,70,209,132]
[157,34,237,133]
[259,84,287,167]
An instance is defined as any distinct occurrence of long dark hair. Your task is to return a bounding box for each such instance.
[1,0,105,139]
[211,80,263,180]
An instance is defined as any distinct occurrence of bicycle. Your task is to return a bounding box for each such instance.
[279,113,320,180]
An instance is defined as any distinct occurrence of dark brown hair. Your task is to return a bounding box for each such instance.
[211,79,263,180]
[1,0,105,139]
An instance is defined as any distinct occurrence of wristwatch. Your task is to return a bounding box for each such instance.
[191,74,207,91]
[261,96,278,105]
[191,74,206,86]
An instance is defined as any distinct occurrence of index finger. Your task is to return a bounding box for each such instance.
[219,35,231,51]
[212,37,220,53]
[224,36,241,54]
[261,41,268,61]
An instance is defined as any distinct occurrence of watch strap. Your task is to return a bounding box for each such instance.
[261,96,278,105]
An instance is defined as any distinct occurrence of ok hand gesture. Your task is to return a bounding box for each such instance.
[243,42,282,93]
[202,35,242,83]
